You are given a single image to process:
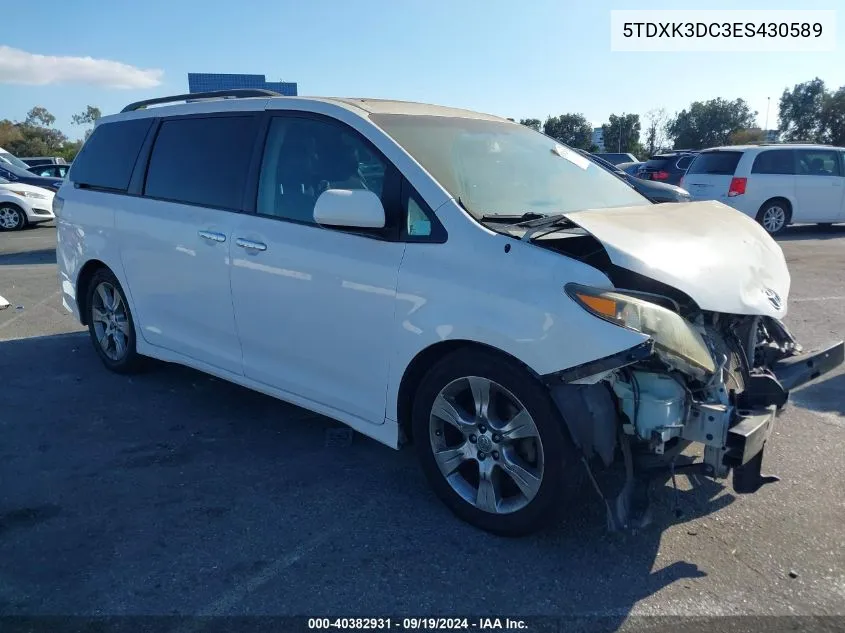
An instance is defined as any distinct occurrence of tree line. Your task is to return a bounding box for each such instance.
[1,76,842,163]
[0,106,101,162]
[514,77,845,160]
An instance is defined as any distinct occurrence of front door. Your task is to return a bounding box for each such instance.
[793,148,845,223]
[229,114,405,424]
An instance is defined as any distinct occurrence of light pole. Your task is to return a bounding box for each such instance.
[764,97,770,138]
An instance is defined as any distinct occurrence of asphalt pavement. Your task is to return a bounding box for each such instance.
[1,222,845,628]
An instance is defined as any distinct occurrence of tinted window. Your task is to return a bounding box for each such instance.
[796,149,842,177]
[751,150,794,175]
[145,116,257,209]
[686,151,742,175]
[70,119,153,191]
[644,157,670,169]
[676,155,694,170]
[257,116,387,224]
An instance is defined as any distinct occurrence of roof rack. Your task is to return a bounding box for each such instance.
[121,89,281,113]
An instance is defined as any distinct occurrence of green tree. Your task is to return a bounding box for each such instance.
[667,98,757,149]
[72,105,102,140]
[72,105,102,127]
[6,107,67,157]
[542,113,592,149]
[601,113,641,155]
[820,86,845,146]
[0,119,23,147]
[643,108,669,157]
[519,118,542,132]
[59,139,84,162]
[778,78,827,142]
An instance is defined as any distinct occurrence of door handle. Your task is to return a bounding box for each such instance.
[198,230,226,243]
[235,238,267,252]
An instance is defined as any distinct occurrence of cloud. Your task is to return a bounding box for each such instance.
[0,46,163,89]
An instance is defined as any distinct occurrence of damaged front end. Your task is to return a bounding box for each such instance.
[545,284,844,530]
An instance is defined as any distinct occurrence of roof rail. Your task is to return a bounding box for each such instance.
[121,89,281,113]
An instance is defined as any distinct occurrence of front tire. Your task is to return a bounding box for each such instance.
[412,348,580,536]
[0,204,27,231]
[85,269,145,374]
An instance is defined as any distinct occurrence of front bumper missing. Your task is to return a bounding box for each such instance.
[712,340,844,494]
[772,340,844,392]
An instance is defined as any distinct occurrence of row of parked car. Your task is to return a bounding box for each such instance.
[0,148,63,230]
[595,144,845,235]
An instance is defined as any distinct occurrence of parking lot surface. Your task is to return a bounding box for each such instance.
[2,223,845,625]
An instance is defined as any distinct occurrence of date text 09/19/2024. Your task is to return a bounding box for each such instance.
[308,618,529,630]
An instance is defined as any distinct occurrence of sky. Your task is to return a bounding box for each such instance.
[1,0,843,141]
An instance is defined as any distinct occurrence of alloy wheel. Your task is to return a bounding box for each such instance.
[762,206,786,233]
[0,205,23,230]
[91,282,130,361]
[428,376,545,515]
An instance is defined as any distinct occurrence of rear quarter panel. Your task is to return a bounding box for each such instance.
[56,185,129,322]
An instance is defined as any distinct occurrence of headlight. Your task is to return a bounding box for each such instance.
[566,283,716,375]
[11,190,49,200]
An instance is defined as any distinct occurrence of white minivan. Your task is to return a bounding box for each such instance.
[682,144,845,235]
[55,91,843,535]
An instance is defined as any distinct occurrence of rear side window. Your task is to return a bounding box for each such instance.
[751,150,795,175]
[686,151,742,176]
[675,155,694,170]
[70,119,153,191]
[144,116,257,210]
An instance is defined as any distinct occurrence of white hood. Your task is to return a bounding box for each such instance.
[563,201,790,318]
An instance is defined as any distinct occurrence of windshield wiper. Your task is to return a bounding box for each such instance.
[478,211,547,223]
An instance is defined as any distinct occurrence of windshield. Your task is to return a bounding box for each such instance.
[370,114,647,218]
[0,150,31,171]
[0,176,9,184]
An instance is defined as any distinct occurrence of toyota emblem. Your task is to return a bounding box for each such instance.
[764,288,782,310]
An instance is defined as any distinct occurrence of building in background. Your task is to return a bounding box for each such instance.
[188,73,298,96]
[591,127,605,151]
[764,129,780,142]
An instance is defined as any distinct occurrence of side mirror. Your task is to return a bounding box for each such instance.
[313,189,385,229]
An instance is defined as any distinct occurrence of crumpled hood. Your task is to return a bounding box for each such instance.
[563,201,790,318]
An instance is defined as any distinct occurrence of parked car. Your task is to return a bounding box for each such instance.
[0,294,9,310]
[594,152,638,165]
[681,144,845,235]
[28,164,69,178]
[0,160,63,192]
[638,151,698,186]
[55,90,844,536]
[20,156,68,167]
[0,176,55,230]
[0,147,33,170]
[617,161,643,176]
[577,150,691,203]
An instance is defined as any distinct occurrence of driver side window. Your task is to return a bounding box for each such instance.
[256,116,387,225]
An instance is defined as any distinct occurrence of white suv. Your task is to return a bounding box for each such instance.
[55,91,843,535]
[682,144,845,235]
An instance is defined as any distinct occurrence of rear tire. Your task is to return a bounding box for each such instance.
[756,200,791,236]
[0,204,27,231]
[85,269,146,374]
[411,348,581,536]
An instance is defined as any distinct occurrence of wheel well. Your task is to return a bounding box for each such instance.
[76,260,109,325]
[758,197,793,221]
[396,340,539,445]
